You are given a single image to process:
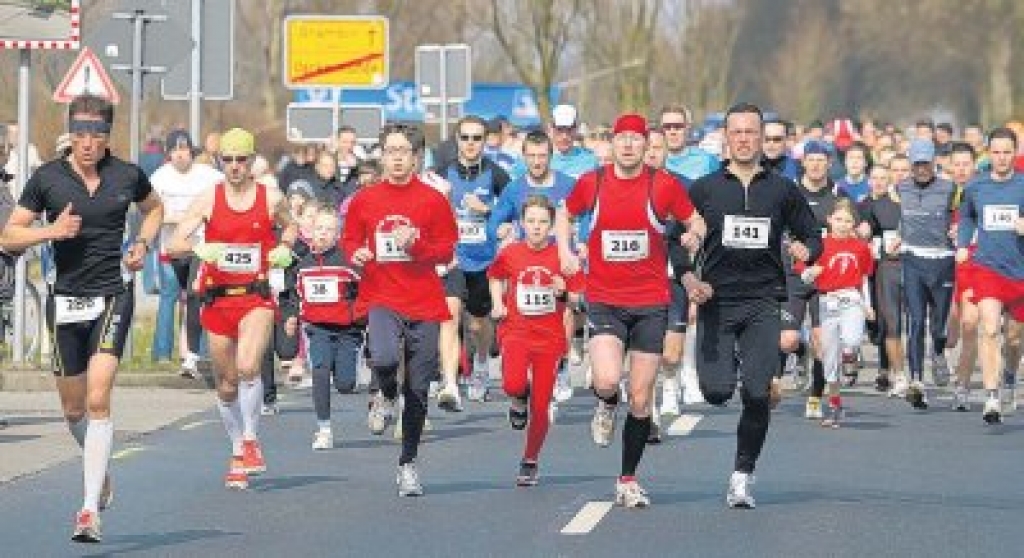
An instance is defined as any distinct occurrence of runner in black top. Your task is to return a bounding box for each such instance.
[683,103,821,509]
[0,94,164,543]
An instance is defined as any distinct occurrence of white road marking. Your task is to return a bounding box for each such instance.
[668,413,703,436]
[111,446,144,460]
[180,419,215,431]
[561,501,614,535]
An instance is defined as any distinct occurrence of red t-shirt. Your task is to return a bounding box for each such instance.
[808,236,874,293]
[487,242,583,353]
[564,165,695,307]
[341,177,458,322]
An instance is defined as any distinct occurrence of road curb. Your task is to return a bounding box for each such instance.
[0,368,215,392]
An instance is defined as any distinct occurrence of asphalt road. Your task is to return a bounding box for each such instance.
[1,379,1023,558]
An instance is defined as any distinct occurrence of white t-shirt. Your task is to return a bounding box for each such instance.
[151,162,223,249]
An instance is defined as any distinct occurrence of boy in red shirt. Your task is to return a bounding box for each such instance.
[489,196,582,486]
[341,124,458,497]
[800,199,875,427]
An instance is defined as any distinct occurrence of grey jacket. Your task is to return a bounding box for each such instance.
[895,178,956,255]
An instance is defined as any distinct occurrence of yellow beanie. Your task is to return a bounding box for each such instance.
[220,127,255,156]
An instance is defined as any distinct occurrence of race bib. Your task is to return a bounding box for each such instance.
[269,269,286,293]
[54,296,105,325]
[601,230,649,261]
[217,244,260,273]
[983,205,1019,232]
[516,285,556,316]
[723,215,770,249]
[375,232,411,263]
[302,276,341,304]
[458,218,487,244]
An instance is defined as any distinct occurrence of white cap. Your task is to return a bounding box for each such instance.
[552,104,578,128]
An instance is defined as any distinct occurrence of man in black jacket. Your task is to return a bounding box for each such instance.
[682,103,822,509]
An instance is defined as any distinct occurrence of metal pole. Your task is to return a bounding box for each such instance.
[439,46,448,142]
[189,0,202,140]
[129,12,144,164]
[12,49,31,364]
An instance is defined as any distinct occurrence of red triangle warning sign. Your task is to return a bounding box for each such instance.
[53,47,121,104]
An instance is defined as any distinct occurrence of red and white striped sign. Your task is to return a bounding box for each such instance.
[0,1,80,50]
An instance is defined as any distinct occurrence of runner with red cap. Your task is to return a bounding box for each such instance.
[557,113,706,508]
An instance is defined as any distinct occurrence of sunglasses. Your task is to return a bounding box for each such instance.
[661,123,688,131]
[459,134,484,142]
[764,136,785,142]
[222,155,249,164]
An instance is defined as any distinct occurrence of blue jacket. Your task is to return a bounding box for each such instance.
[666,147,720,181]
[487,171,576,241]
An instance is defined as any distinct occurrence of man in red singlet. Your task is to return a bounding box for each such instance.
[168,128,298,490]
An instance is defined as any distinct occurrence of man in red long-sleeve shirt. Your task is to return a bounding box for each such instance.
[342,123,457,497]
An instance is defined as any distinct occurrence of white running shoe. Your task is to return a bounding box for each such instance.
[297,376,313,389]
[952,387,970,412]
[661,378,681,418]
[614,479,650,508]
[367,393,394,435]
[983,397,1002,425]
[569,341,584,366]
[554,369,573,403]
[804,397,823,420]
[428,381,441,399]
[467,362,489,402]
[591,402,617,447]
[889,375,909,398]
[397,463,424,497]
[682,372,705,405]
[726,471,756,509]
[71,509,102,543]
[260,402,279,416]
[437,383,464,412]
[312,429,334,450]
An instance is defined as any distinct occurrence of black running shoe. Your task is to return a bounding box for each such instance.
[647,421,662,444]
[516,460,539,487]
[507,401,528,430]
[874,374,891,393]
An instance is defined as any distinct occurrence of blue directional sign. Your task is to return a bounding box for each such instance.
[292,82,559,127]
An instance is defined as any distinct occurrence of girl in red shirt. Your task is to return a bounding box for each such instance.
[488,196,582,486]
[800,199,875,427]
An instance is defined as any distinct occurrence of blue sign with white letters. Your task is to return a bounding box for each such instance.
[293,82,557,127]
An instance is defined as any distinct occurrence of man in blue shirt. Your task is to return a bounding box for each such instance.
[955,127,1024,424]
[659,104,720,181]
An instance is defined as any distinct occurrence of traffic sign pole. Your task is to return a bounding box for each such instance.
[12,49,30,364]
[189,0,202,141]
[439,49,448,141]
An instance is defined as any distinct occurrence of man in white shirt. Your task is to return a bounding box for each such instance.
[150,130,223,376]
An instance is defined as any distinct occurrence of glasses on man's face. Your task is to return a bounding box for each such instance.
[553,126,575,134]
[382,146,413,157]
[222,155,249,164]
[661,122,687,131]
[764,136,785,143]
[458,134,484,143]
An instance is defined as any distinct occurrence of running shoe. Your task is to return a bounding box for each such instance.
[179,358,200,380]
[99,475,113,511]
[312,429,333,451]
[842,350,859,387]
[591,401,617,448]
[548,401,559,424]
[507,399,528,430]
[983,397,1002,425]
[241,439,266,475]
[437,383,463,412]
[726,471,756,509]
[682,373,705,405]
[874,373,891,393]
[769,377,783,410]
[367,393,394,435]
[952,387,970,412]
[648,419,662,444]
[224,456,249,490]
[467,363,489,402]
[931,354,951,387]
[71,509,102,543]
[396,463,423,497]
[569,341,584,366]
[661,378,681,418]
[1002,371,1017,414]
[614,478,650,508]
[428,381,441,399]
[889,375,909,399]
[553,368,574,403]
[804,397,823,420]
[820,404,842,429]
[260,402,279,416]
[907,380,929,410]
[516,460,539,487]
